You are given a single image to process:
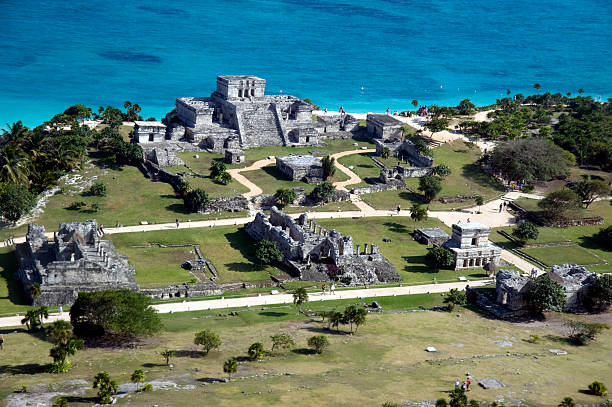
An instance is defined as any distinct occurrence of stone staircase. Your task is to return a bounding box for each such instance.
[239,104,285,147]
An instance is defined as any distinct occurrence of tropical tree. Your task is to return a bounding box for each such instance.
[433,164,451,179]
[475,195,484,213]
[217,171,232,185]
[160,349,174,366]
[418,176,442,202]
[322,155,336,179]
[93,372,118,404]
[21,306,48,331]
[254,239,283,266]
[223,358,237,379]
[570,176,611,208]
[248,342,265,360]
[435,399,448,407]
[274,188,297,206]
[381,147,391,159]
[410,203,428,223]
[270,332,295,353]
[526,274,567,313]
[538,189,582,220]
[310,181,336,203]
[329,310,343,332]
[210,161,226,180]
[184,188,210,212]
[448,388,468,407]
[586,274,612,311]
[307,335,329,354]
[412,99,418,108]
[1,121,30,145]
[578,88,584,94]
[457,99,475,115]
[49,333,83,373]
[28,283,41,301]
[292,287,309,314]
[424,116,449,137]
[425,247,455,270]
[0,143,30,184]
[343,305,367,334]
[194,329,222,355]
[512,222,539,244]
[130,369,145,391]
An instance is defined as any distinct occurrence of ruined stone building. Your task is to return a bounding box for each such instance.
[164,75,323,151]
[275,154,324,183]
[134,121,167,143]
[366,114,403,139]
[494,265,599,313]
[413,227,449,247]
[15,220,137,306]
[443,222,501,271]
[245,207,400,285]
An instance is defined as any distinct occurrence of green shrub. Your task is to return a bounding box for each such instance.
[67,201,86,210]
[142,383,153,392]
[425,247,454,270]
[307,335,329,354]
[588,380,607,396]
[248,342,265,360]
[88,182,107,196]
[526,334,542,343]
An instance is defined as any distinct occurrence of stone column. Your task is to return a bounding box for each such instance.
[371,244,378,254]
[355,244,360,255]
[363,243,368,255]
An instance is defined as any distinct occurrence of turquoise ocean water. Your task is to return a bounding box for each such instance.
[1,0,610,127]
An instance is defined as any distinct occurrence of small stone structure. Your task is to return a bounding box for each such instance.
[164,75,323,150]
[276,154,324,183]
[134,121,166,143]
[245,207,400,285]
[414,227,450,247]
[15,220,137,306]
[146,147,185,167]
[224,148,245,164]
[366,114,403,140]
[494,264,599,314]
[443,222,501,270]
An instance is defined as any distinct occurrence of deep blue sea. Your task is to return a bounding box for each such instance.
[1,0,610,127]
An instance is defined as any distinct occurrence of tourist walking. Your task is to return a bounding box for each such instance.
[321,284,326,295]
[397,204,401,215]
[454,378,459,389]
[466,378,471,392]
[176,218,180,228]
[0,335,4,350]
[461,381,466,391]
[99,224,104,236]
[330,283,335,294]
[499,203,503,212]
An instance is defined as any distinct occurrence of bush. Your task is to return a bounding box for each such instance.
[184,188,209,212]
[67,201,86,210]
[567,320,610,345]
[310,181,335,203]
[275,188,297,206]
[588,380,608,396]
[425,247,455,270]
[248,342,265,360]
[443,288,466,311]
[217,171,232,185]
[270,332,295,353]
[307,335,329,354]
[142,383,153,392]
[210,161,226,179]
[254,239,283,266]
[88,182,107,197]
[526,334,542,343]
[512,221,539,243]
[194,329,222,355]
[526,274,567,313]
[70,289,162,338]
[322,155,336,179]
[538,189,582,220]
[586,274,612,311]
[593,226,612,250]
[113,141,142,165]
[433,164,451,178]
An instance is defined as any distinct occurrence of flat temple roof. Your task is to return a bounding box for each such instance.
[452,222,490,231]
[367,113,403,126]
[218,75,264,81]
[134,121,165,127]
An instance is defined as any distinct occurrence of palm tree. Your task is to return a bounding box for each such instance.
[93,372,118,404]
[123,101,132,110]
[28,283,41,302]
[578,88,584,94]
[21,309,39,331]
[223,358,237,379]
[506,89,511,95]
[0,143,30,184]
[329,311,343,332]
[533,83,541,90]
[160,349,174,366]
[292,288,309,314]
[130,369,145,391]
[475,195,484,213]
[558,397,575,407]
[1,121,29,145]
[411,99,418,108]
[410,203,428,223]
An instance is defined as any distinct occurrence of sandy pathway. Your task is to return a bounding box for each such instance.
[227,157,276,198]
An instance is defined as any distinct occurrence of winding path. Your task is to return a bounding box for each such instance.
[226,157,275,199]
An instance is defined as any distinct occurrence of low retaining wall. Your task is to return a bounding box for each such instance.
[350,179,406,195]
[438,195,478,204]
[140,279,278,300]
[510,202,604,227]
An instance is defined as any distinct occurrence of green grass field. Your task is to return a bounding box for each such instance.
[1,295,609,407]
[360,140,505,211]
[241,165,349,195]
[281,201,360,214]
[520,245,605,267]
[121,246,198,288]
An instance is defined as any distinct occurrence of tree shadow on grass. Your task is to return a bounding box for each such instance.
[64,396,99,404]
[398,191,423,204]
[0,250,29,307]
[291,348,316,355]
[262,166,290,182]
[0,363,48,375]
[259,311,289,317]
[141,362,166,368]
[224,230,262,272]
[165,203,192,215]
[577,235,609,252]
[173,350,203,358]
[461,163,505,192]
[383,222,408,234]
[303,326,346,335]
[401,255,430,273]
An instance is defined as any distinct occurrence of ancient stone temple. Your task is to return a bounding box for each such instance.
[165,75,323,151]
[443,222,501,271]
[275,154,324,183]
[15,220,137,306]
[366,114,403,140]
[245,207,400,285]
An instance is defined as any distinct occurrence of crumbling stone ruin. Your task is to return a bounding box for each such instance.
[15,220,138,306]
[366,114,403,140]
[134,121,167,143]
[224,148,245,164]
[443,222,501,271]
[275,154,324,183]
[413,227,450,247]
[164,75,324,151]
[245,207,400,285]
[375,138,434,182]
[494,265,599,314]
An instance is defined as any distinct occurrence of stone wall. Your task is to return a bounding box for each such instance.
[201,196,249,213]
[350,179,406,195]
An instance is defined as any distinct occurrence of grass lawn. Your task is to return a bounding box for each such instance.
[121,246,198,288]
[0,247,30,316]
[520,245,605,267]
[361,140,505,211]
[241,165,349,195]
[1,296,610,407]
[0,156,247,241]
[164,165,249,198]
[110,226,282,285]
[316,216,490,283]
[337,153,380,186]
[491,200,612,272]
[281,201,360,214]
